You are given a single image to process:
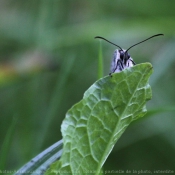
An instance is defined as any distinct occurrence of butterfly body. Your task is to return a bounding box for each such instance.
[111,49,135,73]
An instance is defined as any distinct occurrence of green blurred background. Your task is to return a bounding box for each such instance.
[0,0,175,174]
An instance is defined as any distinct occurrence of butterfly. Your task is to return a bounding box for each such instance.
[95,34,163,76]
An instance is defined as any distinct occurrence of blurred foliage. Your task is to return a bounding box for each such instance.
[0,0,175,174]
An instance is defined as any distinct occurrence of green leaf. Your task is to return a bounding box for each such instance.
[46,63,153,175]
[14,140,63,175]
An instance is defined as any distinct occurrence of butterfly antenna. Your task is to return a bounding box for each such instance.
[126,34,164,52]
[95,36,123,50]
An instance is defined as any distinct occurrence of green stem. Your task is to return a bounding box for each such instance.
[98,41,103,79]
[0,117,17,170]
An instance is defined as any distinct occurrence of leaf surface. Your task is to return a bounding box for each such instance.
[46,63,153,175]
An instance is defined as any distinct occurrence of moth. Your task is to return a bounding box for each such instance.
[95,34,163,75]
